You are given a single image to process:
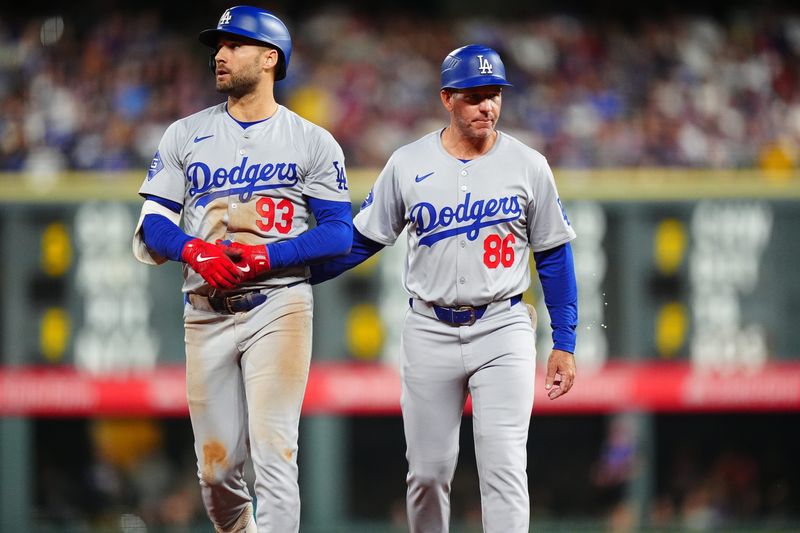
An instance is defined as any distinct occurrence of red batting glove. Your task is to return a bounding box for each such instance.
[181,239,243,290]
[218,240,271,280]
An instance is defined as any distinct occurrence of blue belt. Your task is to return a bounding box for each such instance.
[412,294,523,326]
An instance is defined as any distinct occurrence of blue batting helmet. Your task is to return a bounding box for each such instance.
[199,6,292,80]
[440,44,512,90]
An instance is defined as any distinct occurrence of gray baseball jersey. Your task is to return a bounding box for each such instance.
[355,129,576,306]
[138,103,350,293]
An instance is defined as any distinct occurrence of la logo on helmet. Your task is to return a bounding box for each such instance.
[477,55,493,74]
[219,9,232,25]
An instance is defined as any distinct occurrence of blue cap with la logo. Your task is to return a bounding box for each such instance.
[440,44,513,90]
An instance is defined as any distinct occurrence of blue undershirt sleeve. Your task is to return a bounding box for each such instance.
[140,195,191,262]
[533,242,578,353]
[265,197,353,269]
[309,228,385,285]
[141,214,192,262]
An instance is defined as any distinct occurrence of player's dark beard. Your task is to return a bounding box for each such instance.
[216,61,261,98]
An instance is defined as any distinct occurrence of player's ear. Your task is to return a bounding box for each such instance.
[262,48,279,71]
[440,89,455,112]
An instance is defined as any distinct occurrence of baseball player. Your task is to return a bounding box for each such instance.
[311,45,578,532]
[131,6,352,533]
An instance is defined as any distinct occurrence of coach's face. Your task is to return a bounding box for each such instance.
[441,86,503,140]
[214,37,278,97]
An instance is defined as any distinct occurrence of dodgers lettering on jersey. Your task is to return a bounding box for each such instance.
[138,103,350,293]
[410,193,522,246]
[186,157,300,206]
[354,130,575,307]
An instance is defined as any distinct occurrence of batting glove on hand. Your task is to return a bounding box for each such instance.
[217,240,271,280]
[181,239,243,290]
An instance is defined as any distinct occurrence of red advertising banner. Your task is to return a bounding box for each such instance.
[1,361,799,417]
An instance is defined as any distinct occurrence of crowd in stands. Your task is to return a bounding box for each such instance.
[1,8,799,173]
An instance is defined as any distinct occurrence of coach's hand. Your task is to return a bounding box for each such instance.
[181,239,242,290]
[219,241,271,280]
[545,349,576,400]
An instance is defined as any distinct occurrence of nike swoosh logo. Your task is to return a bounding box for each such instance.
[196,254,218,263]
[194,134,214,143]
[238,265,250,273]
[415,172,435,183]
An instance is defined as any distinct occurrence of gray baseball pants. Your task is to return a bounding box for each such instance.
[183,282,313,533]
[401,298,536,533]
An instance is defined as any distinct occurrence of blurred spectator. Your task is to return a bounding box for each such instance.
[2,6,800,171]
[592,416,638,493]
[650,445,793,531]
[591,415,639,533]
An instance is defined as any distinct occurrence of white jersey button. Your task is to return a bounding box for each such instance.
[459,277,466,284]
[239,149,245,155]
[461,185,467,191]
[231,203,237,208]
[460,241,466,248]
[461,170,468,176]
